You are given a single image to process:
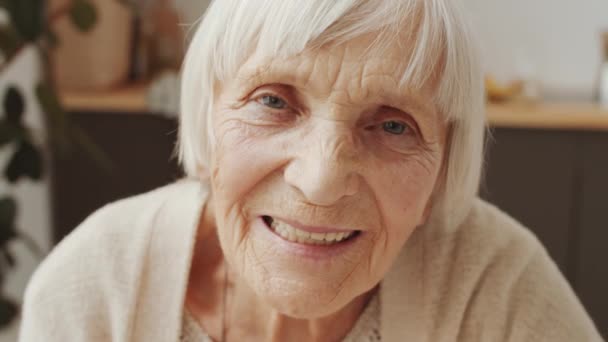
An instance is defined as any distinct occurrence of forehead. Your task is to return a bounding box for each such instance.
[235,33,441,119]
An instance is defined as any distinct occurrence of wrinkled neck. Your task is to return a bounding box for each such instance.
[222,274,376,342]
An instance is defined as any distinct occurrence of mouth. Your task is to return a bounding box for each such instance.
[261,215,361,246]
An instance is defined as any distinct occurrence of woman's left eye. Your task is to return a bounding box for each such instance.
[382,121,409,135]
[259,95,288,109]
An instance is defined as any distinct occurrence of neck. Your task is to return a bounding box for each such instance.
[227,276,376,341]
[186,196,375,341]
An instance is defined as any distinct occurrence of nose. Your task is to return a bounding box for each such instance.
[283,122,361,206]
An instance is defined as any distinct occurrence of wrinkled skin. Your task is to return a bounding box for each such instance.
[186,34,448,341]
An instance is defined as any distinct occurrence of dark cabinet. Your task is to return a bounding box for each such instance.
[481,129,579,276]
[482,128,607,338]
[50,111,182,243]
[577,133,608,336]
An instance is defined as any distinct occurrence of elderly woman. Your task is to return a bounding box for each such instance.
[20,0,601,341]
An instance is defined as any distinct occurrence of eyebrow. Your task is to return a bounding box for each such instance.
[235,62,441,134]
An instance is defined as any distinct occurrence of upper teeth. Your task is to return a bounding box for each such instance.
[269,219,355,245]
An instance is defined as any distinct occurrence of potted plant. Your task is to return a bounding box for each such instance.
[0,0,121,327]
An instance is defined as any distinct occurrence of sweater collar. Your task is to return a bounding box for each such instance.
[132,179,209,341]
[380,226,426,342]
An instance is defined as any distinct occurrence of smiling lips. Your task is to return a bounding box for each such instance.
[262,216,359,245]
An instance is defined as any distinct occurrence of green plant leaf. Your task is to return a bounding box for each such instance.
[0,25,23,60]
[0,197,17,249]
[43,29,59,48]
[70,1,98,33]
[4,141,43,183]
[35,83,65,124]
[69,124,114,173]
[6,0,43,42]
[15,230,42,257]
[35,84,113,172]
[0,296,18,328]
[4,86,25,124]
[0,197,16,232]
[35,82,69,150]
[1,249,15,268]
[0,121,24,147]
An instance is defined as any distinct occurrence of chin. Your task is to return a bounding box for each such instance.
[258,278,350,319]
[222,213,378,318]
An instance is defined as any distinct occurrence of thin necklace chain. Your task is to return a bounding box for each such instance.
[220,264,228,342]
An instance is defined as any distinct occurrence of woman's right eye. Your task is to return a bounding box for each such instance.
[247,91,299,125]
[258,95,288,109]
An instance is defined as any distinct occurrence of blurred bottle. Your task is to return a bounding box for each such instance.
[598,32,608,108]
[514,53,540,104]
[132,0,184,81]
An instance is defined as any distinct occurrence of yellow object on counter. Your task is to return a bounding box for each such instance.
[485,76,524,103]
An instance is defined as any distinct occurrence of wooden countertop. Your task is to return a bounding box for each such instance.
[487,103,608,131]
[60,86,608,131]
[60,84,149,113]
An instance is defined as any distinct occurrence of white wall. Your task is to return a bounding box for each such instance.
[466,0,608,100]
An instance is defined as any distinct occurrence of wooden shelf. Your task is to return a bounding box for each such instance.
[60,85,608,131]
[60,84,149,113]
[487,102,608,131]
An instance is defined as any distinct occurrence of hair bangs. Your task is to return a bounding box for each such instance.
[179,0,485,230]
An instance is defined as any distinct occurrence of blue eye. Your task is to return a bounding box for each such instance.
[382,121,408,135]
[260,95,287,109]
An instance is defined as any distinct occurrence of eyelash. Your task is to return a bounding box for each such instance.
[382,121,410,135]
[370,106,420,137]
[249,89,421,142]
[256,94,290,110]
[248,91,300,125]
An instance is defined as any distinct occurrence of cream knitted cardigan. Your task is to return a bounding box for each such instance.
[19,179,602,341]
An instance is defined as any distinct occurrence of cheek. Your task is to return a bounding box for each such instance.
[381,160,437,221]
[366,155,441,264]
[209,119,300,253]
[210,120,288,205]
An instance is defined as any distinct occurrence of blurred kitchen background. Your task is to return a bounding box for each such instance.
[0,0,606,340]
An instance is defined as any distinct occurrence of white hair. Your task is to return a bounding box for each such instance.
[178,0,485,230]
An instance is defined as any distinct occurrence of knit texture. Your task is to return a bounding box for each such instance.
[19,180,603,341]
[180,291,381,342]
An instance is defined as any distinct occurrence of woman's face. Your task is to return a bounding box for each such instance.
[208,35,447,318]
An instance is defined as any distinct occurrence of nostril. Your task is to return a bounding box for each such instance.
[283,156,360,206]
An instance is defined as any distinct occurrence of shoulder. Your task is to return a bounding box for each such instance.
[20,179,206,341]
[454,198,542,262]
[430,199,602,341]
[29,179,200,286]
[425,199,544,287]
